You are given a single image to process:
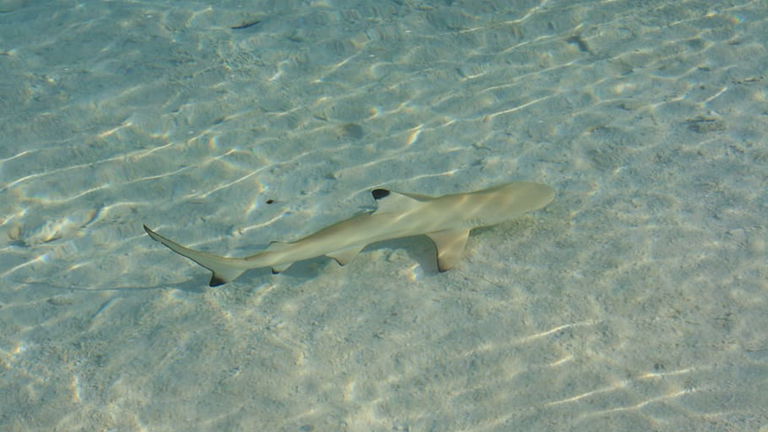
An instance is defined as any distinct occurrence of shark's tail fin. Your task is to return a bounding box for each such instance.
[143,225,247,286]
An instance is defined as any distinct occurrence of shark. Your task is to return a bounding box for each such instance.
[143,182,555,286]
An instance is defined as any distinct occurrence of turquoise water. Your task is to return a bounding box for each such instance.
[1,0,766,430]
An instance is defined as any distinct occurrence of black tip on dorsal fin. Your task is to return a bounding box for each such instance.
[372,189,390,200]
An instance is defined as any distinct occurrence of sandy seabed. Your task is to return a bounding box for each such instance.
[1,0,766,431]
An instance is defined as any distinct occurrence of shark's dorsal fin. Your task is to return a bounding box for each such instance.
[426,228,471,272]
[266,241,291,251]
[371,188,429,214]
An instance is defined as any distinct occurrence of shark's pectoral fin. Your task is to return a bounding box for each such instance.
[327,244,365,266]
[427,229,471,272]
[143,225,247,286]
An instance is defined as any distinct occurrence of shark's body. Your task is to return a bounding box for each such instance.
[144,182,554,286]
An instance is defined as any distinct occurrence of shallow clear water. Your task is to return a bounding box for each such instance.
[1,0,766,430]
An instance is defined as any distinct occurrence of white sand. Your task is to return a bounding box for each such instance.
[1,0,766,431]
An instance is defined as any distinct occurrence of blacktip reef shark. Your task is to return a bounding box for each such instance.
[143,182,555,286]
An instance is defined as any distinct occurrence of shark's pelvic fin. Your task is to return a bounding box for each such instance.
[143,225,247,286]
[427,229,471,272]
[327,244,366,266]
[263,241,293,273]
[271,262,293,273]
